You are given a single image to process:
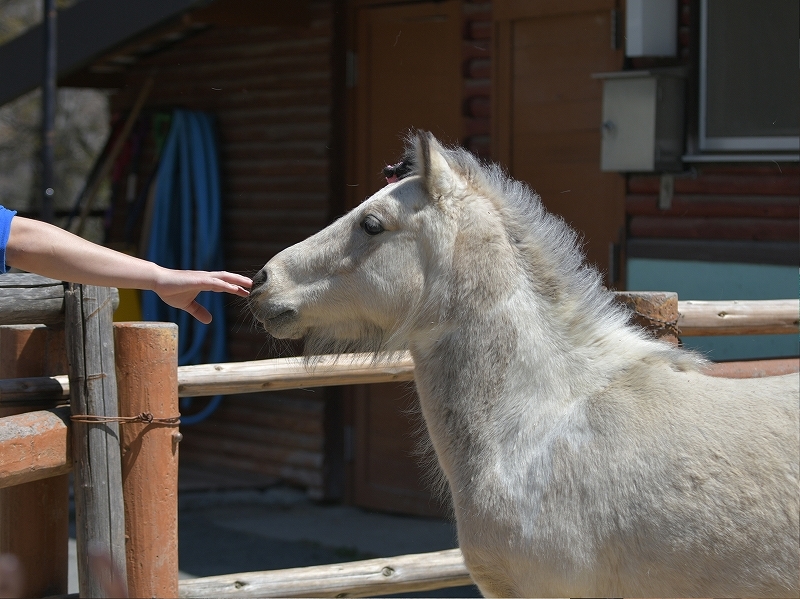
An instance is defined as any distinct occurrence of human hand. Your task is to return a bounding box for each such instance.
[153,269,252,324]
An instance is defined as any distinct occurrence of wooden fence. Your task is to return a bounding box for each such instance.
[0,276,797,597]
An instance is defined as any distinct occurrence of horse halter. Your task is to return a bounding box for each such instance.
[383,159,413,183]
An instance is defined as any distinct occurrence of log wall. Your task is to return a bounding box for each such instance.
[626,166,800,265]
[109,0,335,497]
[104,0,497,499]
[462,0,491,158]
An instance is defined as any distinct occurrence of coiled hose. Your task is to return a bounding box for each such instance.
[142,110,227,425]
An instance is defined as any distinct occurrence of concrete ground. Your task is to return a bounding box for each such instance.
[69,483,480,597]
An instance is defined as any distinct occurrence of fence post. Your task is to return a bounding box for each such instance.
[65,284,127,597]
[613,291,680,345]
[0,324,68,598]
[114,322,180,598]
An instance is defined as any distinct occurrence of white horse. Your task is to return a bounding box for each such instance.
[249,132,799,598]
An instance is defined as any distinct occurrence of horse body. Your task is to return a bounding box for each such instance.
[250,132,799,597]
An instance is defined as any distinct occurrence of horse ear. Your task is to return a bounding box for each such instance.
[414,130,456,203]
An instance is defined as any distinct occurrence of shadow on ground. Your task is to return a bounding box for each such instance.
[70,481,481,597]
[176,487,481,597]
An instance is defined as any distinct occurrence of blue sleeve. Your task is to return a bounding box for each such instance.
[0,206,17,274]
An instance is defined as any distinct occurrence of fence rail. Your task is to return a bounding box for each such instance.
[0,273,119,326]
[0,407,70,489]
[177,353,415,397]
[678,299,799,336]
[1,298,797,406]
[178,548,471,598]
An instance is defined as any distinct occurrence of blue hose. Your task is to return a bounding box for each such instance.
[142,110,227,425]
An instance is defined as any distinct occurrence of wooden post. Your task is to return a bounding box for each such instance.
[613,291,680,345]
[0,324,69,598]
[114,322,179,598]
[65,284,127,598]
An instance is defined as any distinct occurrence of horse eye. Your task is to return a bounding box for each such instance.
[361,215,384,236]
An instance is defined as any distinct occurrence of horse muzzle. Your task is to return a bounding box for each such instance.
[248,281,303,339]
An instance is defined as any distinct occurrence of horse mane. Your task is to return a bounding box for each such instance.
[400,136,704,372]
[402,138,623,323]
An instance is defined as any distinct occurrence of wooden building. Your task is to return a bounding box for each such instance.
[0,0,796,514]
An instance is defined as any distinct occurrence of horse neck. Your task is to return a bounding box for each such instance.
[408,285,628,499]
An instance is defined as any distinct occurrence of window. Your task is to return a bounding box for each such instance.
[699,0,799,152]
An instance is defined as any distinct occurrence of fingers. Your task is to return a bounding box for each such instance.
[156,270,253,323]
[203,272,252,296]
[186,301,213,324]
[213,271,252,290]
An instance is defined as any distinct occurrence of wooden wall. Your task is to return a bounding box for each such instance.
[626,165,800,264]
[109,1,335,498]
[103,0,493,503]
[463,0,492,158]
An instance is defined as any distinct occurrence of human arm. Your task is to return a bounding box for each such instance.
[5,216,251,324]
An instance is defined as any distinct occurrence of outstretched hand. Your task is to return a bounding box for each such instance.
[153,269,252,324]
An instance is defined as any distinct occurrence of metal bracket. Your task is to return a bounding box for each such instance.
[658,173,674,210]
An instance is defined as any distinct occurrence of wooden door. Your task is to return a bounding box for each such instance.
[345,0,462,516]
[493,0,626,281]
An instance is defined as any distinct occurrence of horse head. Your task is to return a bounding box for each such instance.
[248,131,521,354]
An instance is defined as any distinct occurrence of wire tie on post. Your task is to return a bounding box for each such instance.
[70,412,181,426]
[629,308,681,337]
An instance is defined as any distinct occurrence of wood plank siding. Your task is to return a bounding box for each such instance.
[625,165,799,266]
[463,0,492,158]
[108,1,335,497]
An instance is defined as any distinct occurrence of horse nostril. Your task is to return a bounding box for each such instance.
[252,268,268,290]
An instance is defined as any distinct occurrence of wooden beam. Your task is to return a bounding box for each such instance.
[176,353,415,398]
[626,193,800,219]
[628,171,800,196]
[629,216,798,242]
[0,274,65,326]
[0,408,71,489]
[0,374,69,409]
[0,273,119,327]
[678,299,800,336]
[177,548,472,598]
[0,354,416,403]
[614,291,679,344]
[188,0,311,27]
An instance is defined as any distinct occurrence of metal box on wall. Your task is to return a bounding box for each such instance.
[594,69,685,172]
